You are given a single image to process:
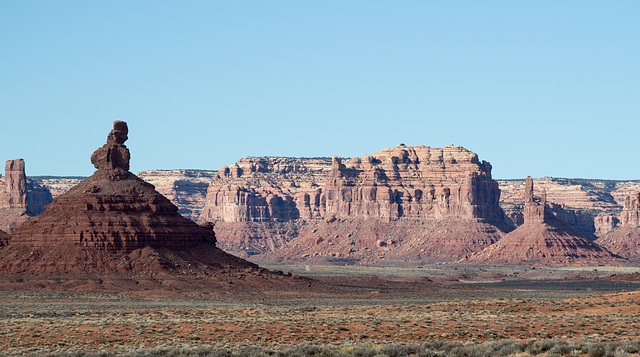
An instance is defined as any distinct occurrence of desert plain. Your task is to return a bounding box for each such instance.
[3,264,640,356]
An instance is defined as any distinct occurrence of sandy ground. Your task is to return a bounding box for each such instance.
[1,265,640,355]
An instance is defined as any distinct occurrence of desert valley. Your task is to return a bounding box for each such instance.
[2,122,640,356]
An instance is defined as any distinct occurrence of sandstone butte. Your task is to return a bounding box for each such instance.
[595,192,640,259]
[460,177,624,266]
[0,121,299,291]
[498,177,640,239]
[200,144,512,264]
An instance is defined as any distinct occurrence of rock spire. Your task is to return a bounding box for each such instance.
[523,176,546,224]
[461,176,622,266]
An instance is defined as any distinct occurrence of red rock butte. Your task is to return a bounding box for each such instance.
[461,177,623,266]
[201,144,510,262]
[10,121,214,251]
[0,121,275,282]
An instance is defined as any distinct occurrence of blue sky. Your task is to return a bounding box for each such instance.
[1,1,638,179]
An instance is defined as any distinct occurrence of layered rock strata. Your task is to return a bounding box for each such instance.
[498,177,640,238]
[1,121,269,280]
[595,192,640,259]
[137,170,217,222]
[202,145,508,261]
[0,159,58,233]
[0,159,31,233]
[10,121,215,251]
[462,177,622,266]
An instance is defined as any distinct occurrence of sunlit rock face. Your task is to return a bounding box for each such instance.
[201,145,509,262]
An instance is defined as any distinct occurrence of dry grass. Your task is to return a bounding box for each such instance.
[2,265,640,356]
[2,290,640,355]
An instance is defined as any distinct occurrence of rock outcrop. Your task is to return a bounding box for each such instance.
[137,170,217,222]
[202,145,508,262]
[0,159,57,232]
[462,177,623,266]
[595,192,640,259]
[498,177,640,239]
[0,121,272,282]
[0,159,31,233]
[0,229,9,246]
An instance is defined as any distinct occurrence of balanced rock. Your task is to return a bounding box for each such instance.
[461,177,622,266]
[1,121,266,280]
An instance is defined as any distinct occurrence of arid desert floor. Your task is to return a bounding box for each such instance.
[2,265,640,356]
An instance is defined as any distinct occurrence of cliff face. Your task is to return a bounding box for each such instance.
[201,145,508,262]
[137,170,217,222]
[201,157,332,223]
[322,145,503,222]
[202,145,504,224]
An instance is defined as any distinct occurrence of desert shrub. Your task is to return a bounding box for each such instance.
[32,341,640,357]
[238,346,274,357]
[585,343,605,357]
[488,340,526,357]
[546,341,573,356]
[277,344,346,357]
[351,346,379,357]
[130,346,218,357]
[379,345,410,357]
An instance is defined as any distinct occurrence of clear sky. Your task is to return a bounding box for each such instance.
[1,1,638,179]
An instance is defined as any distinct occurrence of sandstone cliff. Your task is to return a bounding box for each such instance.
[137,169,217,221]
[202,145,508,262]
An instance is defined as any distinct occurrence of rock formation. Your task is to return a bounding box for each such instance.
[498,177,640,239]
[461,177,622,266]
[0,159,57,232]
[202,145,508,262]
[0,121,276,284]
[0,159,31,233]
[595,192,640,259]
[137,170,217,221]
[0,229,9,246]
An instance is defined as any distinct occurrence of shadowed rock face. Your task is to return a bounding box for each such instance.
[596,192,640,259]
[10,121,216,251]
